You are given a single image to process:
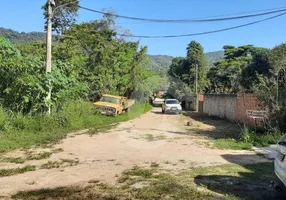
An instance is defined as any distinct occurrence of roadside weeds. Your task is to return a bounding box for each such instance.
[11,162,286,200]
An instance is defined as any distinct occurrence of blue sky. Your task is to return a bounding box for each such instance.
[0,0,285,56]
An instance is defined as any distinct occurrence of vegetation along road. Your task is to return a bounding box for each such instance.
[1,0,286,199]
[1,107,285,200]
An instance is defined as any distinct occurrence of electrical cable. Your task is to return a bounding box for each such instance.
[78,5,286,23]
[116,12,286,38]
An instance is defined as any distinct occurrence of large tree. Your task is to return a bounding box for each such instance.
[168,41,208,96]
[240,48,271,91]
[186,41,208,93]
[255,44,286,131]
[54,18,154,100]
[206,45,254,93]
[43,0,79,34]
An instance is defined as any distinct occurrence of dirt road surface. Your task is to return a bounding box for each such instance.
[0,107,268,197]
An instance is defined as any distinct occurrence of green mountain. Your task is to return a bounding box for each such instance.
[0,27,224,70]
[148,55,174,75]
[205,51,224,64]
[148,51,224,74]
[0,27,46,43]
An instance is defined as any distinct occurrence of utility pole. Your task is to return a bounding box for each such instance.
[195,64,198,112]
[46,0,54,114]
[195,64,198,97]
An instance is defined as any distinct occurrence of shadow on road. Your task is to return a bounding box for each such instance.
[183,111,242,140]
[151,110,163,115]
[194,154,286,200]
[181,112,286,199]
[149,128,187,135]
[151,110,180,115]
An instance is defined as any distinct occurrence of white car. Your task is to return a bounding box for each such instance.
[275,135,286,187]
[162,99,182,114]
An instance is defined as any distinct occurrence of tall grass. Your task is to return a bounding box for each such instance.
[240,126,283,147]
[0,100,152,153]
[213,125,284,150]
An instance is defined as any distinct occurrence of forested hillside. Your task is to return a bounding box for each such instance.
[148,55,173,75]
[149,51,224,74]
[0,27,46,43]
[0,27,224,69]
[205,51,224,64]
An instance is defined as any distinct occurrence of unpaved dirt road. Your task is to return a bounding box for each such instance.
[0,107,268,197]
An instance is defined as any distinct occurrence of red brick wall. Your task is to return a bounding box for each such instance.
[198,95,204,113]
[236,94,262,125]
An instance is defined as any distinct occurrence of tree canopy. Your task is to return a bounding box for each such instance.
[168,41,209,97]
[0,16,165,114]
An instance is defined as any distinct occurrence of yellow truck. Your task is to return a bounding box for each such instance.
[94,94,135,116]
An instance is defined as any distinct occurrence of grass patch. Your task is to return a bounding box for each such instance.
[1,157,25,164]
[212,139,253,150]
[150,162,160,168]
[1,149,64,164]
[88,179,100,184]
[0,102,152,153]
[25,151,52,160]
[189,162,286,200]
[240,126,283,147]
[40,159,79,169]
[118,166,154,184]
[0,165,36,177]
[40,161,62,169]
[212,127,284,150]
[134,174,212,200]
[185,113,284,150]
[12,185,131,200]
[12,163,286,200]
[87,124,118,135]
[51,148,64,153]
[123,166,154,178]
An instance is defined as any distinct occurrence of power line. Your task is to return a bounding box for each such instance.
[188,6,286,20]
[117,12,286,38]
[78,5,286,23]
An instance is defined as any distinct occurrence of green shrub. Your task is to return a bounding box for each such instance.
[240,126,283,147]
[240,126,253,143]
[0,101,151,153]
[0,165,36,177]
[251,131,283,147]
[0,107,9,132]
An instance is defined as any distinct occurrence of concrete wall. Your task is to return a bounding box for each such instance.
[198,93,263,126]
[203,94,237,121]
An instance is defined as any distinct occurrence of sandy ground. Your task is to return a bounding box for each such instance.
[0,107,268,197]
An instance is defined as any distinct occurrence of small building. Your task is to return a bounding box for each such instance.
[180,95,196,111]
